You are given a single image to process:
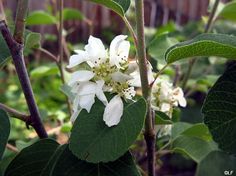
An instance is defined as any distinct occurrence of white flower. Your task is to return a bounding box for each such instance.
[103,95,124,127]
[109,35,130,68]
[128,61,154,87]
[151,78,187,137]
[70,80,108,122]
[67,35,137,126]
[172,87,187,107]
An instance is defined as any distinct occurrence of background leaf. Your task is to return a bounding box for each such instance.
[165,33,236,64]
[219,1,236,22]
[172,135,218,163]
[148,34,178,64]
[62,8,84,21]
[5,139,59,176]
[202,64,236,154]
[89,0,130,16]
[0,110,10,160]
[196,151,236,176]
[69,98,146,163]
[0,35,11,68]
[48,145,140,176]
[26,11,57,25]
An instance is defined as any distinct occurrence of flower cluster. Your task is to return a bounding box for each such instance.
[67,35,153,127]
[151,78,187,136]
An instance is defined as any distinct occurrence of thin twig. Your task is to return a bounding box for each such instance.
[37,47,58,62]
[181,0,220,90]
[6,143,19,153]
[0,103,29,122]
[58,0,72,116]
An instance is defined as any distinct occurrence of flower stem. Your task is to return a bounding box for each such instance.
[0,0,48,138]
[134,0,156,175]
[181,0,220,89]
[58,0,72,116]
[122,16,138,47]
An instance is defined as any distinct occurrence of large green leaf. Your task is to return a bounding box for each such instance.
[172,135,218,163]
[89,0,130,16]
[0,110,10,160]
[165,33,236,64]
[171,122,192,140]
[196,151,236,176]
[5,139,59,176]
[69,98,146,163]
[202,64,236,154]
[26,11,57,25]
[171,122,217,163]
[219,1,236,22]
[44,145,140,176]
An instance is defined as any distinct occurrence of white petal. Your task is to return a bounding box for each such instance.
[95,80,108,106]
[67,51,88,68]
[68,71,95,86]
[77,81,97,95]
[72,95,80,112]
[70,110,80,123]
[85,36,107,65]
[147,62,154,84]
[160,103,171,112]
[128,71,141,87]
[109,35,130,68]
[111,71,133,83]
[123,87,136,100]
[79,94,95,112]
[103,95,124,127]
[178,97,187,107]
[125,61,139,74]
[128,62,154,87]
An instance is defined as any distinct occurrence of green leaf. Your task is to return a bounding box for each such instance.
[148,34,178,64]
[165,33,236,64]
[219,1,236,22]
[171,122,192,140]
[0,29,41,68]
[69,98,146,163]
[196,151,236,176]
[47,145,140,176]
[202,64,236,154]
[40,145,67,176]
[26,11,57,25]
[25,32,41,49]
[0,35,11,68]
[0,110,10,160]
[63,8,84,21]
[155,111,173,125]
[172,135,218,163]
[89,0,130,16]
[30,64,59,78]
[181,123,212,141]
[5,139,59,176]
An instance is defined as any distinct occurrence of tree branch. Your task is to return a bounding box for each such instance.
[0,103,29,122]
[135,1,156,175]
[0,0,48,138]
